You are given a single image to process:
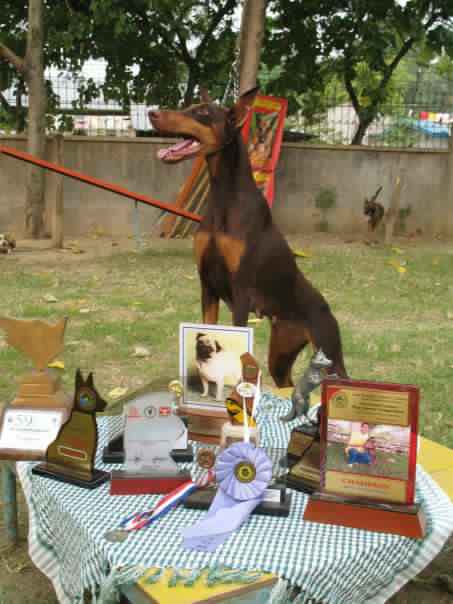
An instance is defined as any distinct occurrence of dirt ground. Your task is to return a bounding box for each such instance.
[0,234,452,604]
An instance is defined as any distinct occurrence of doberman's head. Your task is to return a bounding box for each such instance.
[149,87,258,164]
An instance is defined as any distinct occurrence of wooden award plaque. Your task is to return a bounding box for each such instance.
[32,370,110,489]
[303,378,424,538]
[0,317,72,461]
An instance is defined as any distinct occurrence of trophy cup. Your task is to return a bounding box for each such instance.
[110,391,191,495]
[32,370,110,489]
[283,349,333,493]
[0,317,72,460]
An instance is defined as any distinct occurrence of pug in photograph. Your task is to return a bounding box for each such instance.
[195,333,242,401]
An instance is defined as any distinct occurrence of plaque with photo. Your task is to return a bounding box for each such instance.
[320,378,419,505]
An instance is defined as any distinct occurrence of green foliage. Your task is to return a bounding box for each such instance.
[265,1,453,143]
[315,188,337,212]
[1,0,238,125]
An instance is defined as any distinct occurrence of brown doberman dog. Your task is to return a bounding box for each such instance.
[149,88,347,386]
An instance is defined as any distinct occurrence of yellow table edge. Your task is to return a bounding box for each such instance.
[137,568,277,604]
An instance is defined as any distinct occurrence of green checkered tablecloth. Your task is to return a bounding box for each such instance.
[16,393,453,604]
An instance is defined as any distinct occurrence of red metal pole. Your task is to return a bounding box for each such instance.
[0,144,202,223]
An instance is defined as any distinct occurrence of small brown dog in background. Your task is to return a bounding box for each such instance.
[363,186,385,232]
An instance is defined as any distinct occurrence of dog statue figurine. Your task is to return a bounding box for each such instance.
[281,349,333,423]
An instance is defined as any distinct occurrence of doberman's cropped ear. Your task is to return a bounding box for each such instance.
[229,86,259,129]
[200,87,212,103]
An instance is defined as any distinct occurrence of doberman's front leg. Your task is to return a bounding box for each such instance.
[231,282,249,327]
[268,319,310,387]
[201,283,219,325]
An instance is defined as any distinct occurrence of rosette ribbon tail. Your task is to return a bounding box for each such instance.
[181,442,272,553]
[181,491,263,552]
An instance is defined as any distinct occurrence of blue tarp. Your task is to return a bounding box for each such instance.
[412,119,450,138]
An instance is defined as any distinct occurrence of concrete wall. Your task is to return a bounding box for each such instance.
[1,135,451,237]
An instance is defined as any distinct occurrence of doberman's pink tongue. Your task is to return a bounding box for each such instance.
[157,139,200,161]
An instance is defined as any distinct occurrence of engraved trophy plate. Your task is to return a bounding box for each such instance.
[0,317,72,460]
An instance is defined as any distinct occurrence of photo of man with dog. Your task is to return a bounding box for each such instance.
[179,323,253,409]
[325,420,410,481]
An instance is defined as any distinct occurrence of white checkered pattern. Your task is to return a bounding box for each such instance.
[16,394,453,604]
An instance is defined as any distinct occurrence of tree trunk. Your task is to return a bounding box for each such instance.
[238,0,266,95]
[24,0,47,238]
[351,115,374,145]
[184,67,198,107]
[50,134,64,249]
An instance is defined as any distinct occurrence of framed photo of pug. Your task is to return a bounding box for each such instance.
[179,323,254,410]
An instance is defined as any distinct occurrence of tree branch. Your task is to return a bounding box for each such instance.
[343,70,360,115]
[196,0,236,57]
[0,43,25,73]
[374,11,439,100]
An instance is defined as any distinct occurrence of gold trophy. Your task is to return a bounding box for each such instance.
[0,317,72,460]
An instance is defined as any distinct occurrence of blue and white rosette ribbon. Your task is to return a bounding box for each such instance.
[181,442,273,552]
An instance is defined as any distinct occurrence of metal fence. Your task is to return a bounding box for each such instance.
[2,73,453,148]
[294,100,452,150]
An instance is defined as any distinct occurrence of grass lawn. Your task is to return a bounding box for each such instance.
[0,233,452,603]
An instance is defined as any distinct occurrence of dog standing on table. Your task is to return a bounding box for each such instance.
[149,88,347,386]
[195,333,242,401]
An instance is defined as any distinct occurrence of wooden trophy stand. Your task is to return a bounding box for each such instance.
[0,317,72,461]
[285,423,321,493]
[304,492,426,538]
[176,407,228,445]
[33,370,110,489]
[303,378,425,538]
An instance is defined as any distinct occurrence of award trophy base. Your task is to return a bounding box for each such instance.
[110,469,192,495]
[304,492,426,538]
[184,484,292,517]
[102,433,193,465]
[285,424,320,494]
[177,405,229,445]
[0,370,72,461]
[32,462,110,490]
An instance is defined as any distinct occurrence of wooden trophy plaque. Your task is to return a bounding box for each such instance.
[32,370,110,489]
[303,378,425,538]
[285,423,321,493]
[0,317,72,461]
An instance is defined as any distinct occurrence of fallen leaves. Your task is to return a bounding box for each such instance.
[48,360,64,369]
[43,293,58,303]
[293,248,312,258]
[132,345,152,358]
[108,386,128,399]
[61,241,85,254]
[388,259,407,274]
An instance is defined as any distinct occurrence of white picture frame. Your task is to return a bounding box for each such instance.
[179,322,254,410]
